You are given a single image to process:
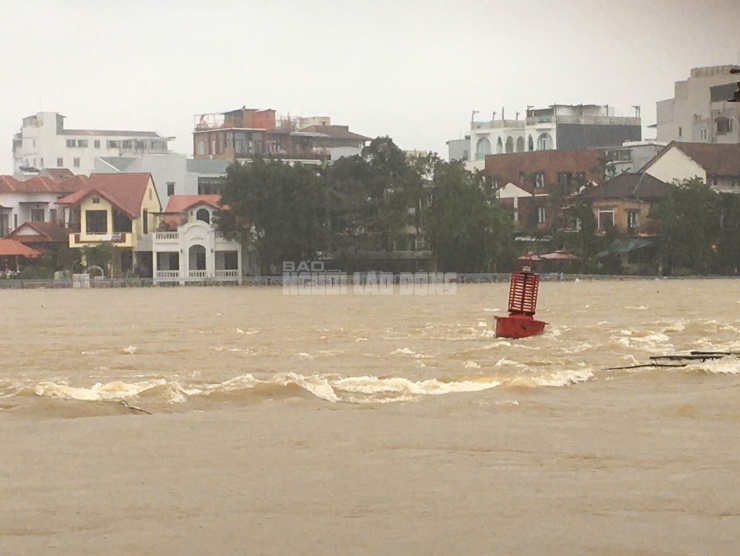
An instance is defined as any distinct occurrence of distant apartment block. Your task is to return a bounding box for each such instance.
[452,104,641,171]
[12,112,173,177]
[192,107,370,164]
[655,65,740,144]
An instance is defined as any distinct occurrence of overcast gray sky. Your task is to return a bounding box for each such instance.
[1,0,738,174]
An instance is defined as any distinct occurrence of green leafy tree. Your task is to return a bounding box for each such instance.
[425,160,516,272]
[649,178,720,275]
[215,157,327,274]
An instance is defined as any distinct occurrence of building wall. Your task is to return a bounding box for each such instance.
[656,66,739,144]
[446,138,469,162]
[556,124,641,151]
[13,112,170,177]
[485,150,603,230]
[643,148,706,184]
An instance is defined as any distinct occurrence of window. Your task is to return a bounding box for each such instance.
[56,157,63,167]
[537,133,553,150]
[598,210,614,230]
[167,182,175,196]
[519,172,526,183]
[678,127,682,137]
[85,210,107,234]
[558,172,572,187]
[112,210,132,233]
[78,139,88,148]
[700,128,708,141]
[716,117,731,135]
[0,214,8,237]
[108,140,119,149]
[198,177,225,195]
[94,140,100,148]
[196,208,211,224]
[537,206,546,224]
[66,139,76,148]
[475,137,492,160]
[142,209,149,234]
[73,157,80,168]
[92,197,100,204]
[197,140,205,155]
[534,173,545,189]
[211,140,217,154]
[576,172,586,183]
[627,210,639,232]
[49,209,57,223]
[527,135,534,151]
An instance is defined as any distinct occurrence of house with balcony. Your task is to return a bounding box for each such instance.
[192,107,370,164]
[149,195,243,284]
[56,173,161,275]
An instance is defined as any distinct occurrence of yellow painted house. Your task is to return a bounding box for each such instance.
[57,173,162,275]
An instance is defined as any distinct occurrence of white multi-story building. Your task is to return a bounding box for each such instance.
[655,65,740,144]
[459,104,641,172]
[12,112,173,177]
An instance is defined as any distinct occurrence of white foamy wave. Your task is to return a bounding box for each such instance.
[625,306,648,310]
[685,357,740,375]
[123,345,137,354]
[34,379,185,404]
[332,375,501,398]
[464,361,481,369]
[508,369,594,388]
[390,347,429,359]
[494,357,527,369]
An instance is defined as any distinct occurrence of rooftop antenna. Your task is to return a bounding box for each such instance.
[492,110,497,121]
[516,111,520,121]
[502,107,505,120]
[471,109,479,123]
[632,105,641,118]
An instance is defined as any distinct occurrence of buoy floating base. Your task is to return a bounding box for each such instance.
[494,314,547,339]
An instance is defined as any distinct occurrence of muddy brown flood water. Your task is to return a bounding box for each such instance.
[1,280,739,555]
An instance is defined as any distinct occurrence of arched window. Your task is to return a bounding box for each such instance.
[527,135,534,152]
[475,138,491,160]
[496,137,503,154]
[516,137,524,153]
[537,133,553,151]
[505,137,514,153]
[196,208,211,224]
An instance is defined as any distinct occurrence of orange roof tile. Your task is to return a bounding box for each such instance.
[56,173,156,219]
[164,194,222,213]
[0,239,42,258]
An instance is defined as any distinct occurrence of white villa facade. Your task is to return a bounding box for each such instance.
[144,195,243,284]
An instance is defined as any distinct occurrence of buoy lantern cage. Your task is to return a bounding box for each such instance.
[494,256,547,339]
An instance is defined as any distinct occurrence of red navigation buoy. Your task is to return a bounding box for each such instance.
[494,253,547,339]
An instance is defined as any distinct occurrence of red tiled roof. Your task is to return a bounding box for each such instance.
[0,239,42,258]
[642,142,740,176]
[673,143,740,176]
[7,222,71,243]
[56,173,155,219]
[0,174,86,194]
[164,194,222,214]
